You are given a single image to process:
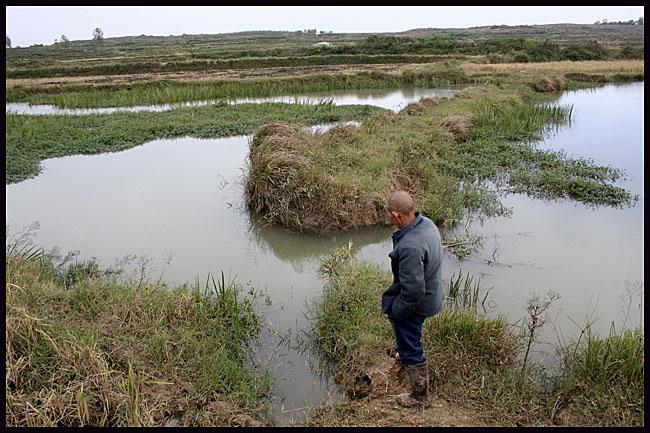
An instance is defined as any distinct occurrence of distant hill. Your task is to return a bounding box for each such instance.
[5,23,643,76]
[397,23,644,46]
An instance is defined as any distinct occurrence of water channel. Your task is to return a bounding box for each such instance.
[5,83,644,424]
[5,87,459,115]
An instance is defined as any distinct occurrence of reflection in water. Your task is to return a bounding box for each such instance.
[247,214,392,274]
[5,87,461,116]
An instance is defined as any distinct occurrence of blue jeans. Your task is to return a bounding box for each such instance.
[390,314,427,365]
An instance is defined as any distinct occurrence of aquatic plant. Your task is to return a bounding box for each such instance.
[7,66,469,108]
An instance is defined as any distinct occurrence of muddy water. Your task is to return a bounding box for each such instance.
[4,133,392,424]
[5,87,459,115]
[5,82,644,423]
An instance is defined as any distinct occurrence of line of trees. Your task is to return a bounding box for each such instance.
[299,34,642,61]
[594,17,643,25]
[6,27,104,49]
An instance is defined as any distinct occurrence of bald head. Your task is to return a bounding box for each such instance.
[387,191,414,216]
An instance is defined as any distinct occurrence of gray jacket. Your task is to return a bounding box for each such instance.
[381,213,443,320]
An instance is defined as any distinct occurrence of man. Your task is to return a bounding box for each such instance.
[381,190,443,407]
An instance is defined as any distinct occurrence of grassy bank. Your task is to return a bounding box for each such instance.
[5,242,270,426]
[245,84,635,234]
[5,102,385,184]
[304,245,644,426]
[6,64,469,108]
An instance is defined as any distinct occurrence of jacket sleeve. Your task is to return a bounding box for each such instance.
[381,282,400,315]
[390,246,425,320]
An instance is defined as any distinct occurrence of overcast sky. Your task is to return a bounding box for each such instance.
[5,6,645,47]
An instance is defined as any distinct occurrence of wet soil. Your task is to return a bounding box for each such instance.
[303,354,490,427]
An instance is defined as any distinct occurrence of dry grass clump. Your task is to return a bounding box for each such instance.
[462,60,644,75]
[6,286,126,426]
[439,113,477,142]
[529,76,566,92]
[245,123,389,233]
[321,123,360,147]
[399,97,444,116]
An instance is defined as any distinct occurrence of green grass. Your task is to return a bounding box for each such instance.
[245,84,636,234]
[7,65,470,108]
[552,329,644,426]
[5,102,386,184]
[6,241,271,426]
[306,245,644,426]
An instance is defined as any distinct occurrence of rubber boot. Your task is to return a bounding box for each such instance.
[396,361,432,407]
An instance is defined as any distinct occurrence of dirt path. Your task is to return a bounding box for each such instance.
[303,355,491,427]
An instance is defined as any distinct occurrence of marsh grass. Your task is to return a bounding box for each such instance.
[6,60,642,109]
[551,328,644,426]
[307,246,644,426]
[5,239,271,426]
[5,102,385,184]
[8,65,470,109]
[446,270,487,311]
[246,84,635,234]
